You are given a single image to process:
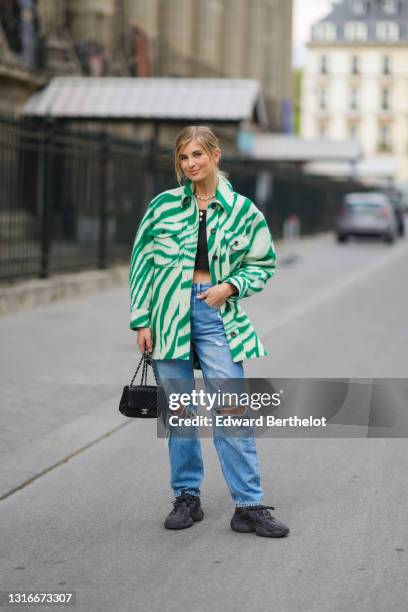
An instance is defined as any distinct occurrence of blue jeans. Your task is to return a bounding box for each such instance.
[154,282,264,507]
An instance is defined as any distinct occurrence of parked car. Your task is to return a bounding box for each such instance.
[336,192,398,244]
[376,188,405,237]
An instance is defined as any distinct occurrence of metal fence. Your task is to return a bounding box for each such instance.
[0,114,362,283]
[0,115,156,282]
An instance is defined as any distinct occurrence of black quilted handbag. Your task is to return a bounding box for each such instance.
[119,351,161,418]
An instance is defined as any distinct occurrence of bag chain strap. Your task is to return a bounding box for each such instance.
[130,351,159,387]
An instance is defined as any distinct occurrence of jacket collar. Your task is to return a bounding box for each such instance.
[181,173,234,214]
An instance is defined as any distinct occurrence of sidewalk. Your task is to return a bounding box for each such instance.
[0,283,133,499]
[0,265,129,316]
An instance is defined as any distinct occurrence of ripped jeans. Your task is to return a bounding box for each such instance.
[154,282,264,507]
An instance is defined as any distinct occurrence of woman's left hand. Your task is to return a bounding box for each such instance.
[198,283,238,308]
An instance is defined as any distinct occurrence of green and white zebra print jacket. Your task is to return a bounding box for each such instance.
[129,173,276,368]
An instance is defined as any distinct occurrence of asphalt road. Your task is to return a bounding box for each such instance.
[1,231,407,612]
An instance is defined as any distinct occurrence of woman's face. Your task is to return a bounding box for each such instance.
[179,139,220,184]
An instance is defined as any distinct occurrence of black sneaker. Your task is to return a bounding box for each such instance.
[230,505,289,537]
[164,492,204,530]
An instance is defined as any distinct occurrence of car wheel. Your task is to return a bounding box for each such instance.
[337,234,347,243]
[384,234,395,244]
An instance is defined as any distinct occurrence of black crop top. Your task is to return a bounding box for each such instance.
[194,209,210,271]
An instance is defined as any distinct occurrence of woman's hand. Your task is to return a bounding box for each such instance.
[198,283,238,308]
[136,327,153,353]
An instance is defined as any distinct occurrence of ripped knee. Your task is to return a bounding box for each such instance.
[169,403,191,418]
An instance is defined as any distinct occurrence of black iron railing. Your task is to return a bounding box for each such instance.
[0,114,363,284]
[0,115,156,281]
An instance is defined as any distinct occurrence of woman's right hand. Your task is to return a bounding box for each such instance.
[136,327,153,353]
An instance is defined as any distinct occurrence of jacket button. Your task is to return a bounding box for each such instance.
[231,331,237,338]
[213,255,218,261]
[211,228,216,234]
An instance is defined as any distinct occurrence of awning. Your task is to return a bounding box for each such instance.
[23,76,268,126]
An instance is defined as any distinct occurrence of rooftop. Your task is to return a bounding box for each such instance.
[311,0,408,43]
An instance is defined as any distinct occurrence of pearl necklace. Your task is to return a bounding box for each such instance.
[195,192,216,201]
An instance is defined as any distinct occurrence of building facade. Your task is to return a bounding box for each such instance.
[121,0,292,130]
[301,0,408,182]
[0,0,293,130]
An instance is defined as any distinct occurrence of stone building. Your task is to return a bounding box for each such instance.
[1,0,293,130]
[124,0,293,131]
[301,0,408,183]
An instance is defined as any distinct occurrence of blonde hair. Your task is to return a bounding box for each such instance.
[174,125,224,186]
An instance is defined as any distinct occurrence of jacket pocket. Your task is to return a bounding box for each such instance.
[224,229,250,268]
[224,230,250,251]
[150,221,182,267]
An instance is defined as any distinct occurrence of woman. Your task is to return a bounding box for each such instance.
[129,125,289,538]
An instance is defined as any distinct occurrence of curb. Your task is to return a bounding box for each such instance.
[0,265,129,316]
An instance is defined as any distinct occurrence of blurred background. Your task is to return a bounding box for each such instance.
[0,0,407,282]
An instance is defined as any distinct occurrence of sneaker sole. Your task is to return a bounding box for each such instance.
[230,518,289,538]
[255,526,289,537]
[164,508,204,530]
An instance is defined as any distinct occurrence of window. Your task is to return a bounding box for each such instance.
[378,124,392,152]
[344,22,368,41]
[382,55,391,74]
[383,0,398,14]
[350,0,367,14]
[351,55,360,75]
[348,122,359,140]
[381,88,390,110]
[314,22,337,41]
[319,88,327,110]
[319,54,328,74]
[376,21,399,41]
[350,87,359,111]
